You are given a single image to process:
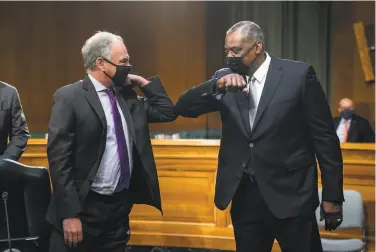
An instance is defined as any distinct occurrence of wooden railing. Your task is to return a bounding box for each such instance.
[20,139,375,251]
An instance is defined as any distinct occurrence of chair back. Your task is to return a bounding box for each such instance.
[0,158,51,251]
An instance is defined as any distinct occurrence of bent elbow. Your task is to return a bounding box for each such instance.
[174,102,185,116]
[174,100,193,118]
[163,111,178,122]
[156,106,178,122]
[174,104,202,118]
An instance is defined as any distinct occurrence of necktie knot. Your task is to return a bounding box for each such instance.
[251,76,257,84]
[104,88,115,97]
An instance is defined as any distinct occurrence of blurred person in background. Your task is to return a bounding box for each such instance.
[334,97,375,143]
[0,81,29,161]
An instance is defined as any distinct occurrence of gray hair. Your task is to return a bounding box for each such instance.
[81,31,123,71]
[227,21,265,45]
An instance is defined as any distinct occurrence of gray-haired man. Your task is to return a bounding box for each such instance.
[46,31,176,252]
[175,21,344,252]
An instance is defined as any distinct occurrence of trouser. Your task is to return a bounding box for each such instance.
[49,189,133,252]
[230,174,323,252]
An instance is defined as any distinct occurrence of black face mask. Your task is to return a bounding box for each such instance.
[102,58,132,87]
[225,42,257,75]
[340,109,354,120]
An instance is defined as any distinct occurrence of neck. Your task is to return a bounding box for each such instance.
[88,70,113,88]
[249,51,266,76]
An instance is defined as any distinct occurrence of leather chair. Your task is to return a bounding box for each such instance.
[0,158,51,252]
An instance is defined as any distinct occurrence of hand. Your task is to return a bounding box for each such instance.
[125,74,150,88]
[217,73,247,93]
[62,217,83,248]
[320,201,343,231]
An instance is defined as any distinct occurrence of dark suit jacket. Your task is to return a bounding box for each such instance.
[46,76,176,229]
[175,55,344,219]
[334,115,375,143]
[0,81,29,161]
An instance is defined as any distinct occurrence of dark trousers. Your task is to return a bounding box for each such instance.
[230,174,323,252]
[49,189,133,252]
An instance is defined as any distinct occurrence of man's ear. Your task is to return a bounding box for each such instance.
[96,58,105,71]
[255,41,263,54]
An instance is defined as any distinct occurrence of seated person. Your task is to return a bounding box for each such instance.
[334,98,375,143]
[0,81,29,160]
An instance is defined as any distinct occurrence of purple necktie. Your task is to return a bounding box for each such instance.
[104,89,130,189]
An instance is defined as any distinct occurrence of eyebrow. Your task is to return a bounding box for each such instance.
[119,57,130,63]
[224,46,242,50]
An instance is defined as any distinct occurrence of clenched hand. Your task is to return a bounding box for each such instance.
[63,217,83,247]
[125,74,150,88]
[320,201,343,231]
[217,73,247,93]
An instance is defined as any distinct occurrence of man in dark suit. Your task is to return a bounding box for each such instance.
[334,98,374,143]
[47,31,176,252]
[175,21,344,252]
[0,81,29,161]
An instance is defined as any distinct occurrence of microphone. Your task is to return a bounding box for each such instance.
[2,191,12,252]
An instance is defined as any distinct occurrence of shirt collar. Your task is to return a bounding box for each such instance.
[252,52,271,84]
[88,74,109,92]
[340,117,352,123]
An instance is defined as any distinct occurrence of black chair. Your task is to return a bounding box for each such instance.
[0,158,51,252]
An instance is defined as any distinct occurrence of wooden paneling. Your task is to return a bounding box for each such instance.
[353,21,375,83]
[21,139,375,251]
[331,1,375,125]
[0,2,207,133]
[1,1,374,135]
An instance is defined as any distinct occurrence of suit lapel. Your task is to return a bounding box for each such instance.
[252,57,283,134]
[334,118,340,129]
[235,92,251,136]
[82,76,107,130]
[348,117,357,141]
[115,91,136,142]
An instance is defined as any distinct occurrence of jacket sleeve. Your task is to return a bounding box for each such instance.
[302,66,344,203]
[47,88,82,220]
[2,87,29,161]
[139,76,177,123]
[175,70,223,118]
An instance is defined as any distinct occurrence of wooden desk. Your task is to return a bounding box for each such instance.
[21,139,375,251]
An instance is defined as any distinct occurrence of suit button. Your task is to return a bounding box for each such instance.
[249,143,254,147]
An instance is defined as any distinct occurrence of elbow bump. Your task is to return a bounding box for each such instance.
[165,112,178,122]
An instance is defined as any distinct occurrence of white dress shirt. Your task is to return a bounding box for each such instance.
[247,52,271,129]
[88,74,133,195]
[336,118,351,143]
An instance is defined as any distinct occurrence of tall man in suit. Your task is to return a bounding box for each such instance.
[0,81,29,161]
[47,31,177,252]
[334,98,374,143]
[175,21,344,252]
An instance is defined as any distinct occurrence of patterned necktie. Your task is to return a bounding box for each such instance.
[249,77,257,130]
[104,89,130,189]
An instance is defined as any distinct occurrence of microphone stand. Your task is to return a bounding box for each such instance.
[2,191,12,252]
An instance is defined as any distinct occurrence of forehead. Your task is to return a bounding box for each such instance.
[110,40,129,61]
[225,30,247,48]
[340,99,353,107]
